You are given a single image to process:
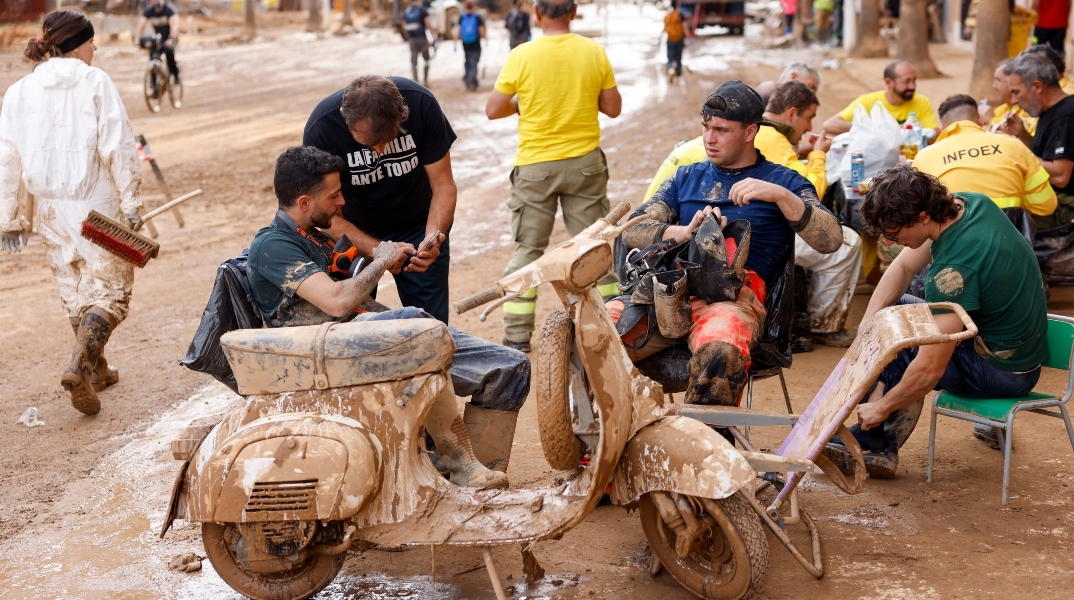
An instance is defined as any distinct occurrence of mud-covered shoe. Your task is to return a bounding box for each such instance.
[62,308,116,416]
[90,357,120,392]
[821,442,899,479]
[813,329,857,348]
[973,423,1003,450]
[502,337,531,353]
[62,371,100,416]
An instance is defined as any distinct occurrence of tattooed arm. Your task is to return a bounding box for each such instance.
[788,193,843,254]
[295,242,405,318]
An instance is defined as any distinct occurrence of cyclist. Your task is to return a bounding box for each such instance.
[134,0,180,85]
[403,0,432,85]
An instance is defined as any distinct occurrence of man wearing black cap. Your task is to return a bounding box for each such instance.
[610,80,842,406]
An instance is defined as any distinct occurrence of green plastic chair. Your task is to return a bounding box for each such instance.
[926,314,1074,505]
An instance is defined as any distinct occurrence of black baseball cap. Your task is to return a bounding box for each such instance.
[701,80,765,125]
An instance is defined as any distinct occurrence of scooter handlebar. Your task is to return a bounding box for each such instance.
[454,285,505,314]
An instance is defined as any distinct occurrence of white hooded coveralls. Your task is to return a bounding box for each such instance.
[0,57,142,322]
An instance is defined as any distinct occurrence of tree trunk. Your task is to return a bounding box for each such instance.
[896,0,941,77]
[307,0,323,32]
[340,0,354,28]
[968,0,1010,100]
[850,0,889,57]
[245,0,257,35]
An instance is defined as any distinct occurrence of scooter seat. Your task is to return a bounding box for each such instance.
[221,318,455,395]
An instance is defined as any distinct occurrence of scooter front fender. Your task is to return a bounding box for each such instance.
[610,415,754,506]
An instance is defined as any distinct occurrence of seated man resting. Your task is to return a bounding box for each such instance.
[247,146,531,489]
[615,81,842,405]
[824,166,1049,478]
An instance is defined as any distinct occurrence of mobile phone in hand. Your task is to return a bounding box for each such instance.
[418,230,442,254]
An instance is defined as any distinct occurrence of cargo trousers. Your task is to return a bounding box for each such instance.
[501,147,619,344]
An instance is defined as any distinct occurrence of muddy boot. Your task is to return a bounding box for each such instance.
[684,341,746,406]
[463,404,519,472]
[70,316,120,392]
[423,61,430,86]
[61,308,117,416]
[412,63,419,81]
[425,388,508,490]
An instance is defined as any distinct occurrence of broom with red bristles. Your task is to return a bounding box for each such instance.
[81,189,203,268]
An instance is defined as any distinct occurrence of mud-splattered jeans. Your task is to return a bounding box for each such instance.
[356,307,530,412]
[852,295,1042,453]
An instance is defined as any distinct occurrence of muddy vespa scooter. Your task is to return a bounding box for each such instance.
[159,202,800,600]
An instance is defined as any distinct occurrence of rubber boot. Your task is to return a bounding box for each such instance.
[412,63,419,81]
[463,404,519,472]
[422,61,430,87]
[425,388,508,490]
[684,341,746,406]
[61,308,116,416]
[70,317,119,392]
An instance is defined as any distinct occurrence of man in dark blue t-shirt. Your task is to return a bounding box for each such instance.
[613,80,842,406]
[402,0,432,84]
[134,0,180,83]
[304,75,457,323]
[459,0,486,91]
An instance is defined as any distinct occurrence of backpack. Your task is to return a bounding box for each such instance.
[403,5,425,35]
[507,9,528,36]
[460,13,480,44]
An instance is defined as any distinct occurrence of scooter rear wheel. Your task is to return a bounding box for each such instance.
[536,310,587,470]
[202,522,345,600]
[640,491,769,600]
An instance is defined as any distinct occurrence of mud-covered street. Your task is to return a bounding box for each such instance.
[1,5,1073,598]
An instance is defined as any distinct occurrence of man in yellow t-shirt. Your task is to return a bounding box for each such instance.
[986,59,1038,137]
[914,94,1056,227]
[822,60,939,135]
[485,0,621,351]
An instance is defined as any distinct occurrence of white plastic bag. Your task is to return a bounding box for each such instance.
[833,103,903,189]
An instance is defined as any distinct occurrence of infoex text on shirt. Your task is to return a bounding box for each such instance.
[940,144,1002,166]
[346,133,421,186]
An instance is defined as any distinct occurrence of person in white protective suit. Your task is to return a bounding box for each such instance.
[0,10,143,416]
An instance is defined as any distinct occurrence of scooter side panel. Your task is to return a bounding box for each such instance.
[610,415,755,506]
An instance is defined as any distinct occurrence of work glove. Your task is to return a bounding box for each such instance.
[1,230,24,253]
[125,212,142,230]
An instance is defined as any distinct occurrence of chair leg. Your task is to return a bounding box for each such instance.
[1058,404,1074,455]
[744,374,754,443]
[926,403,939,484]
[778,370,793,414]
[1001,416,1015,506]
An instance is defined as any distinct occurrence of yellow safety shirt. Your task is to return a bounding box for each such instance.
[988,103,1038,137]
[1061,76,1074,96]
[494,33,617,166]
[912,120,1056,216]
[754,125,828,198]
[837,90,939,130]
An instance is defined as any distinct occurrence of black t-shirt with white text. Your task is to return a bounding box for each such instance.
[1032,94,1074,195]
[303,77,456,238]
[143,2,176,39]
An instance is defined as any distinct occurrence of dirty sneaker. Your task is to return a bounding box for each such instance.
[502,337,531,353]
[821,442,899,479]
[972,423,1004,450]
[812,329,857,348]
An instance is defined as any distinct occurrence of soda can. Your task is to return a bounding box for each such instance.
[850,153,865,189]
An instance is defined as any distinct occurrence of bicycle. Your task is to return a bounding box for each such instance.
[139,34,183,113]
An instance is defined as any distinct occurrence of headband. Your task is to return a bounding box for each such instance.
[56,21,95,55]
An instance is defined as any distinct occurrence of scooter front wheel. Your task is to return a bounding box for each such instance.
[536,310,587,470]
[640,491,769,600]
[203,522,345,600]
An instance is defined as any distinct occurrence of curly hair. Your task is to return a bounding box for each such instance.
[859,166,960,235]
[274,146,346,209]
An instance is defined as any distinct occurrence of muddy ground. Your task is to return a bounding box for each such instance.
[1,5,1073,599]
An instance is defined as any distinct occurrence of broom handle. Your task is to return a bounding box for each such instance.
[135,189,203,231]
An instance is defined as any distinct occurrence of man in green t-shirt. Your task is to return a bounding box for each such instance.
[824,166,1049,478]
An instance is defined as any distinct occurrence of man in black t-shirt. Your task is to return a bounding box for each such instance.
[505,0,531,49]
[303,75,457,323]
[134,0,180,83]
[459,0,486,91]
[402,0,432,84]
[1003,52,1074,227]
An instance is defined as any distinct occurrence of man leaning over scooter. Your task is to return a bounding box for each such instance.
[613,81,843,406]
[245,146,530,488]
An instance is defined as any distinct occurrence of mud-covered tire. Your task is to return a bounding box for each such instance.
[143,64,163,113]
[202,522,345,600]
[640,491,769,600]
[536,310,587,470]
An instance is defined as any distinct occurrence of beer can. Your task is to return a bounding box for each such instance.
[850,153,865,189]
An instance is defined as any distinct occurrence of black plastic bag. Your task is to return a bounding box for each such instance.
[1035,221,1074,285]
[180,250,264,393]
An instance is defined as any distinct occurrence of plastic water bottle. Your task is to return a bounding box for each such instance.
[906,112,926,149]
[900,124,920,162]
[978,98,991,114]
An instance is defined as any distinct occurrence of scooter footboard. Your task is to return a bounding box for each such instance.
[610,416,755,506]
[186,413,382,523]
